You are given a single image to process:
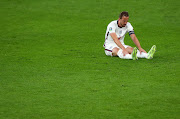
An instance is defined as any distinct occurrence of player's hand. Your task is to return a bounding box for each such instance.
[122,49,129,56]
[139,48,147,54]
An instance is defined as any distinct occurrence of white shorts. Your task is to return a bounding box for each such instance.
[103,42,131,56]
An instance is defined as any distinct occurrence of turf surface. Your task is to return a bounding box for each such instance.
[0,0,179,118]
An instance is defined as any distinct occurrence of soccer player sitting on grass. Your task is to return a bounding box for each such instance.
[103,11,156,60]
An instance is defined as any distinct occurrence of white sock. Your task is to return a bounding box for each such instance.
[137,50,148,58]
[117,50,132,59]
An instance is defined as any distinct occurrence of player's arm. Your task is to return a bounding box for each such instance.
[110,33,129,55]
[130,34,147,53]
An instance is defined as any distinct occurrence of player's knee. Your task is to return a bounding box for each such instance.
[126,47,133,53]
[112,47,119,56]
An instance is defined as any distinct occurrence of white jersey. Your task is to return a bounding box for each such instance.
[104,20,134,45]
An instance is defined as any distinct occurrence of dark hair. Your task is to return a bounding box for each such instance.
[119,11,129,19]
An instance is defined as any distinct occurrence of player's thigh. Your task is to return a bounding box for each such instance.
[124,45,133,53]
[104,43,119,56]
[112,47,119,56]
[105,49,113,56]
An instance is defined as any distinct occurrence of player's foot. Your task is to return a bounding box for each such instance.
[132,47,138,60]
[147,45,156,59]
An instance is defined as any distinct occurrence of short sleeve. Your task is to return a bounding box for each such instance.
[127,22,135,35]
[127,22,134,32]
[108,23,116,34]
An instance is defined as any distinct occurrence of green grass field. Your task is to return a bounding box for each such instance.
[0,0,179,118]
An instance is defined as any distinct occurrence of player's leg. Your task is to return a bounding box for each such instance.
[112,47,119,56]
[104,42,120,57]
[137,50,148,58]
[115,47,138,60]
[123,45,138,60]
[115,48,132,59]
[105,47,133,59]
[104,43,138,60]
[126,47,134,54]
[131,47,138,60]
[125,45,148,58]
[147,45,156,59]
[112,46,133,56]
[136,45,156,59]
[104,49,113,56]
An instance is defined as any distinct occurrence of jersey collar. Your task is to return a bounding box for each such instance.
[117,20,122,28]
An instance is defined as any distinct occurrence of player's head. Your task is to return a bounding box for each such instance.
[118,11,129,27]
[119,11,129,19]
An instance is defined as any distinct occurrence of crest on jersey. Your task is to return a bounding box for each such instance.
[119,30,122,34]
[109,27,112,31]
